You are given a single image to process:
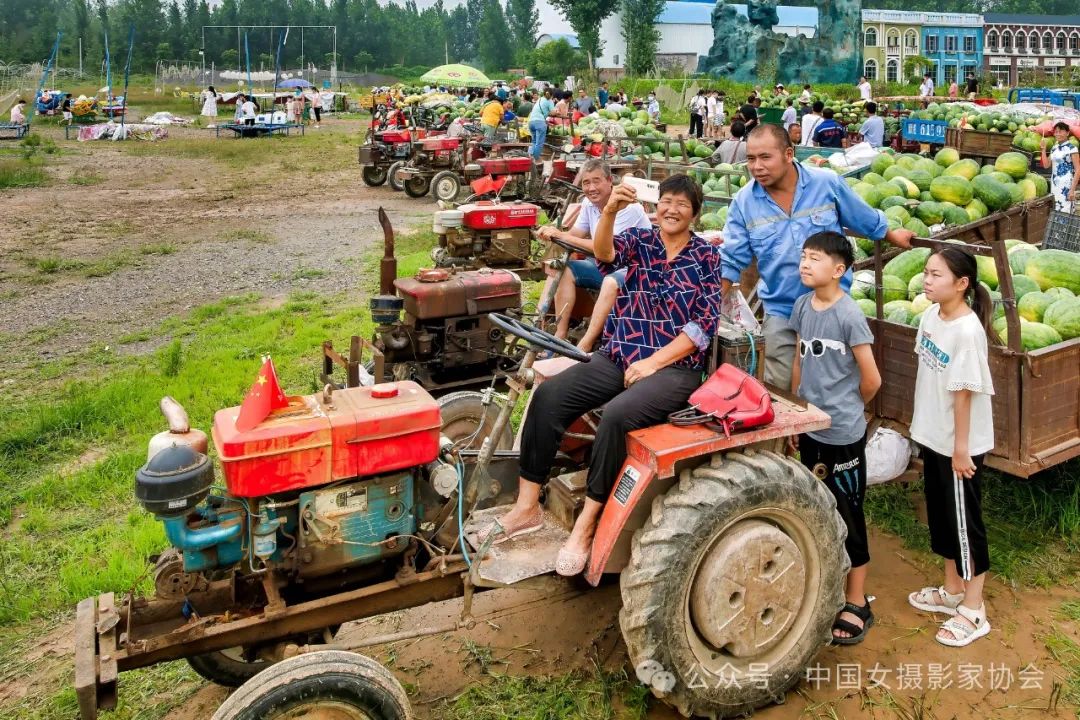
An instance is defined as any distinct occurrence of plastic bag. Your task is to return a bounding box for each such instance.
[721,287,760,332]
[828,142,878,170]
[866,427,913,485]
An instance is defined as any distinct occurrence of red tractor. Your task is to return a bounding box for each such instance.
[395,135,477,198]
[73,298,847,719]
[358,127,414,188]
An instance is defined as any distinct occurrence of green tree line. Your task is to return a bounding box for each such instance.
[0,0,548,75]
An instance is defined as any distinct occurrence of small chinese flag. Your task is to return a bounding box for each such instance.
[469,175,507,196]
[235,356,289,432]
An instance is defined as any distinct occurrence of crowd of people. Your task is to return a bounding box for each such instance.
[198,85,330,129]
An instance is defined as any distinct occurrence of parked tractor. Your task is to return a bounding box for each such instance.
[358,128,414,187]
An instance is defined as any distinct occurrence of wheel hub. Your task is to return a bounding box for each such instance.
[276,702,374,719]
[688,519,806,658]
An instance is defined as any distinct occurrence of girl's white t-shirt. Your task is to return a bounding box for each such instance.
[911,305,995,458]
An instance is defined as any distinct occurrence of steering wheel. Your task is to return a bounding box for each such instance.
[488,313,591,363]
[544,233,596,258]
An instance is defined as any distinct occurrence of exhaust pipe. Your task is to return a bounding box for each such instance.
[378,207,397,295]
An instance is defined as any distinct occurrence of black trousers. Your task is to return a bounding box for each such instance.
[520,354,702,502]
[689,113,704,138]
[313,107,322,122]
[919,445,990,580]
[799,433,869,568]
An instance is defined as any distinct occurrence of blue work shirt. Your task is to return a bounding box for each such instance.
[721,164,887,319]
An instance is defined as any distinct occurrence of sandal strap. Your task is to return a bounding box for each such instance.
[940,616,977,639]
[841,599,873,622]
[955,603,986,625]
[916,585,963,606]
[832,618,865,636]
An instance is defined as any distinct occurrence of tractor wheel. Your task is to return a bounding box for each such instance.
[387,161,406,192]
[619,450,848,719]
[188,647,271,688]
[403,175,431,198]
[362,164,389,186]
[431,171,462,202]
[211,650,411,720]
[438,391,513,451]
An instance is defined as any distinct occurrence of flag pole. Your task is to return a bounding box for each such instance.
[120,25,134,133]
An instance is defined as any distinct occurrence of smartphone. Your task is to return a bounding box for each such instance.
[620,175,660,204]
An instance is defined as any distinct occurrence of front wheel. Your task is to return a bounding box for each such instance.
[431,170,463,202]
[403,174,432,198]
[362,164,388,186]
[387,161,406,192]
[211,650,411,720]
[619,450,848,718]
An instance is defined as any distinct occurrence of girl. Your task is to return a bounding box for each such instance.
[1040,121,1079,212]
[907,247,995,647]
[200,85,220,127]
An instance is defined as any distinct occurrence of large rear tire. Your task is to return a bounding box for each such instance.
[211,650,411,720]
[619,450,848,719]
[362,165,388,187]
[403,175,431,198]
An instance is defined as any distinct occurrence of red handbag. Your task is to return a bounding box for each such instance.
[669,364,774,438]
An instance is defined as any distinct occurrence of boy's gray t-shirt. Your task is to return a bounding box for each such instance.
[789,293,875,445]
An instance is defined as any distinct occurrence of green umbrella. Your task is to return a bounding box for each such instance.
[420,64,491,88]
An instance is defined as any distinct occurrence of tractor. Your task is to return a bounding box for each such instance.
[74,234,848,720]
[358,128,415,188]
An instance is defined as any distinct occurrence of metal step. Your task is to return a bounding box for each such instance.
[463,505,570,586]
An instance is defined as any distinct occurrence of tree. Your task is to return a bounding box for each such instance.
[505,0,539,62]
[620,0,663,76]
[478,0,513,72]
[528,38,587,83]
[546,0,619,71]
[903,55,934,84]
[446,6,471,63]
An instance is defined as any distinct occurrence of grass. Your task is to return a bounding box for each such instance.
[68,168,103,186]
[865,461,1080,587]
[0,157,48,189]
[222,228,274,244]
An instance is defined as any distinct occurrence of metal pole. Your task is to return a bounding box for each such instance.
[301,28,304,76]
[201,27,205,82]
[237,27,241,72]
[79,37,83,75]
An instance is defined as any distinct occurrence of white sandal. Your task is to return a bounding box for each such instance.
[908,586,964,616]
[936,603,991,647]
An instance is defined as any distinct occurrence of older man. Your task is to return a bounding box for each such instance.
[720,124,914,390]
[537,159,651,343]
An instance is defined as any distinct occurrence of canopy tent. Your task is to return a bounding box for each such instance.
[276,78,313,88]
[420,64,490,88]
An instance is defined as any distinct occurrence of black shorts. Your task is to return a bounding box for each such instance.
[799,433,869,568]
[918,444,990,580]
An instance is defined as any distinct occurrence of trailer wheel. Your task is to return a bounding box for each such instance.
[619,450,848,718]
[431,171,462,202]
[438,391,513,451]
[188,647,269,688]
[387,161,406,192]
[362,165,389,186]
[403,175,431,198]
[211,650,411,720]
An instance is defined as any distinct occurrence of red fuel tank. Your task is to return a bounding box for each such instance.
[394,268,521,320]
[212,382,441,497]
[459,201,539,230]
[475,156,534,175]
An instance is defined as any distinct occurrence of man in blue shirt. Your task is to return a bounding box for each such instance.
[597,81,609,109]
[859,102,885,148]
[720,124,913,389]
[811,108,846,148]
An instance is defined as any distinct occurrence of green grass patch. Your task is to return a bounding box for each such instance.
[291,266,329,281]
[139,242,177,256]
[80,251,136,278]
[221,228,274,244]
[68,168,103,186]
[1043,627,1080,708]
[866,463,1080,587]
[440,667,649,720]
[0,157,48,189]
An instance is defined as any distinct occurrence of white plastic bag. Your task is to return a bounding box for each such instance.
[865,427,914,485]
[828,141,878,171]
[720,288,760,333]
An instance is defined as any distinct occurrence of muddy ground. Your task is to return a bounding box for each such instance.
[2,120,1076,719]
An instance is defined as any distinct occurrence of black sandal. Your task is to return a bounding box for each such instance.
[831,596,874,646]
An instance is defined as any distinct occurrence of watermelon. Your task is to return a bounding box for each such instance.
[862,172,886,185]
[930,175,974,206]
[1006,183,1026,205]
[908,272,925,299]
[1016,178,1037,201]
[1025,249,1080,294]
[995,151,1031,180]
[1009,274,1041,301]
[887,307,914,325]
[1000,321,1063,351]
[1044,287,1076,302]
[904,217,930,237]
[916,158,943,178]
[870,154,894,176]
[943,158,980,181]
[855,236,875,255]
[1009,247,1038,276]
[882,166,905,181]
[876,182,905,201]
[856,298,877,317]
[975,255,999,290]
[934,147,960,167]
[964,198,988,222]
[1018,291,1056,322]
[914,201,945,225]
[884,299,915,317]
[971,175,1012,211]
[896,177,921,200]
[852,270,875,299]
[920,191,934,202]
[1026,172,1049,196]
[911,292,932,314]
[941,203,970,227]
[867,274,908,303]
[854,183,884,209]
[989,171,1015,186]
[884,205,911,225]
[884,247,931,285]
[880,195,914,211]
[991,314,1010,337]
[910,310,925,327]
[1004,239,1024,250]
[1043,297,1080,340]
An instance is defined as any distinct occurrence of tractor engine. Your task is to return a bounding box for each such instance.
[362,128,412,164]
[413,136,461,170]
[370,268,522,388]
[433,200,538,270]
[135,384,447,591]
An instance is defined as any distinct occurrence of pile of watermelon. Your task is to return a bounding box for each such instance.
[850,240,1080,351]
[847,147,1050,258]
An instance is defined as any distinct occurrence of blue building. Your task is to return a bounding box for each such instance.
[920,13,984,88]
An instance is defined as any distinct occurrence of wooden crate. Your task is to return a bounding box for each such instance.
[945,126,1015,158]
[868,231,1080,478]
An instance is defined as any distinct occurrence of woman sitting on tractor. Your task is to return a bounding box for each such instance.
[479,174,722,576]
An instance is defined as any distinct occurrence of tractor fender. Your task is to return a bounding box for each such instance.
[584,455,675,586]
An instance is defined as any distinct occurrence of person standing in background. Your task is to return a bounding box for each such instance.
[781,98,797,134]
[860,102,885,148]
[200,85,220,128]
[597,81,609,109]
[857,76,872,103]
[965,73,979,101]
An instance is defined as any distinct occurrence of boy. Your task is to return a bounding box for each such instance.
[789,231,882,645]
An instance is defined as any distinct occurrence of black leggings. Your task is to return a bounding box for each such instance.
[313,107,322,122]
[520,354,702,502]
[689,113,704,138]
